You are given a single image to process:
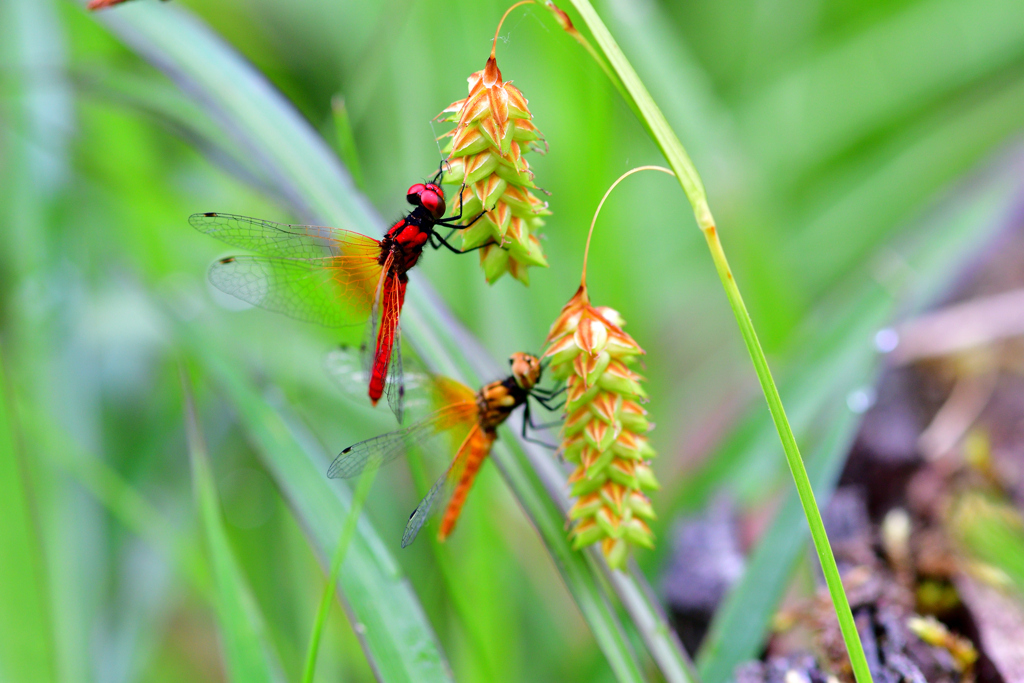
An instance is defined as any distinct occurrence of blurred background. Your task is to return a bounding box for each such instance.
[2,0,1024,681]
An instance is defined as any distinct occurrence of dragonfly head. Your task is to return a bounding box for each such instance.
[509,352,542,391]
[407,182,447,220]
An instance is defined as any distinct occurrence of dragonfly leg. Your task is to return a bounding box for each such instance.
[532,393,566,412]
[520,403,558,449]
[431,159,450,184]
[428,232,459,252]
[443,181,468,221]
[527,397,565,426]
[432,231,498,255]
[433,212,485,230]
[531,385,566,400]
[434,190,490,230]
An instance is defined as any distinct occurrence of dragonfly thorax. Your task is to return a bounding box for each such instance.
[380,221,430,274]
[474,353,543,431]
[476,378,528,432]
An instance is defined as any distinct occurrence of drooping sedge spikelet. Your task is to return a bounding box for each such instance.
[543,285,659,569]
[436,52,550,285]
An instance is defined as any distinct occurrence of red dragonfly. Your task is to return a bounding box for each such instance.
[191,170,483,422]
[326,352,564,547]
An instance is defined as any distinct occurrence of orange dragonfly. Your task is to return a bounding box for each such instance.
[326,352,564,546]
[191,170,484,422]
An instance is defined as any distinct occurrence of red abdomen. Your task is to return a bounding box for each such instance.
[368,276,408,405]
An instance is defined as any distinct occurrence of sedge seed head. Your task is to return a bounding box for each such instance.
[543,285,658,569]
[437,56,549,285]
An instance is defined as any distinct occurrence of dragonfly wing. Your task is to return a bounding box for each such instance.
[386,327,405,424]
[401,424,484,548]
[430,376,478,409]
[361,256,388,377]
[209,255,379,327]
[327,427,415,479]
[402,466,452,548]
[327,400,478,479]
[324,345,373,397]
[190,212,379,260]
[324,345,434,420]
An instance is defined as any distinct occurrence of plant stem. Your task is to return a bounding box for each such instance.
[562,2,873,680]
[300,466,378,683]
[701,225,870,683]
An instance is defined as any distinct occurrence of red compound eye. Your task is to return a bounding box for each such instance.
[406,183,426,205]
[420,188,446,218]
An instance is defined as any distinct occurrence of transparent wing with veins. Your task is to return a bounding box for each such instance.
[190,212,379,259]
[191,212,382,327]
[326,397,478,479]
[387,328,406,423]
[401,425,480,548]
[324,345,432,420]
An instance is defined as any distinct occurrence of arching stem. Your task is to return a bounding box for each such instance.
[581,165,674,289]
[492,1,537,58]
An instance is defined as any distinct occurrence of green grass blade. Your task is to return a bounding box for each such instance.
[0,352,57,683]
[181,367,281,683]
[697,398,863,682]
[785,75,1024,299]
[0,349,56,683]
[300,467,378,683]
[94,4,657,678]
[562,2,871,681]
[176,321,456,683]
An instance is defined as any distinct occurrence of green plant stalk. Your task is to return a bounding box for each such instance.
[700,234,869,679]
[563,2,872,680]
[301,465,379,683]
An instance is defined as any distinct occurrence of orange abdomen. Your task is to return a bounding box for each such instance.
[438,429,497,541]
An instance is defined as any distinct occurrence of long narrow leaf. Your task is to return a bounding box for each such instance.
[181,368,281,683]
[739,0,1024,181]
[0,348,57,683]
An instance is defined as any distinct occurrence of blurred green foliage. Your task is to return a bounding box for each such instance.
[1,0,1023,681]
